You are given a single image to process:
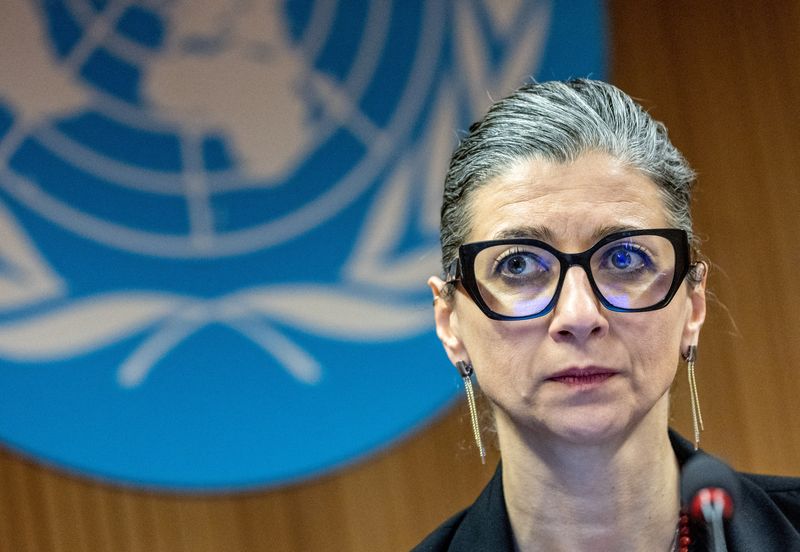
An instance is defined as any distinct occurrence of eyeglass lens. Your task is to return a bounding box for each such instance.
[472,234,677,317]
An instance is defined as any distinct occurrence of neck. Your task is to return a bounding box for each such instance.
[499,399,680,552]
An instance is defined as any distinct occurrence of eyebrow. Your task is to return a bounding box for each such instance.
[492,224,646,244]
[492,225,555,241]
[588,224,645,241]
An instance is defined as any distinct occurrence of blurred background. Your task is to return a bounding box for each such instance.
[0,1,798,551]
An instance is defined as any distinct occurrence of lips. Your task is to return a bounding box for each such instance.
[546,367,618,385]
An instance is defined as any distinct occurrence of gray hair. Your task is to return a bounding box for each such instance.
[440,79,697,284]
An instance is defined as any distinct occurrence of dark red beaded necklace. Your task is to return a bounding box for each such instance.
[674,510,692,552]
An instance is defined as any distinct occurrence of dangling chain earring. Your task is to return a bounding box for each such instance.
[455,360,486,464]
[684,345,704,450]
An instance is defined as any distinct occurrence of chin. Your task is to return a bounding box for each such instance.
[544,408,629,446]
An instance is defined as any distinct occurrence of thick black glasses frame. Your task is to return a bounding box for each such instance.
[445,228,692,321]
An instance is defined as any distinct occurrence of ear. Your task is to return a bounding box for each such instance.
[428,276,468,365]
[681,262,708,350]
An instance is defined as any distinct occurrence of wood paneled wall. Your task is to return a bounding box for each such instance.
[2,2,798,550]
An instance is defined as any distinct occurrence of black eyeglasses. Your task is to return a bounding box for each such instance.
[445,228,694,321]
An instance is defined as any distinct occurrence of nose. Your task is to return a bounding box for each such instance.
[548,266,609,342]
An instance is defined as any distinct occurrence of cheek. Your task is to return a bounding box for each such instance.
[618,309,685,385]
[460,317,544,395]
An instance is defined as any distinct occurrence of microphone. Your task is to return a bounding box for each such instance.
[680,454,740,552]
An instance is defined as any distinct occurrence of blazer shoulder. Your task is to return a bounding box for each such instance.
[741,472,800,494]
[741,472,800,532]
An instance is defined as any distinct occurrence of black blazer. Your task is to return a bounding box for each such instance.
[412,431,800,551]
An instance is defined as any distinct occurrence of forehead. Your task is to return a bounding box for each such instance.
[466,152,669,246]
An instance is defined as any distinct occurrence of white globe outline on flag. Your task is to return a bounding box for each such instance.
[0,0,445,258]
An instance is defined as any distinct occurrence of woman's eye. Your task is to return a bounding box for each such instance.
[504,255,528,274]
[497,252,548,277]
[604,245,650,271]
[610,249,634,269]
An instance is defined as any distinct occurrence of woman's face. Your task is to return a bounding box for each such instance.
[430,152,706,445]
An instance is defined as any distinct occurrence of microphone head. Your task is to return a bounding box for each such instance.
[680,453,740,521]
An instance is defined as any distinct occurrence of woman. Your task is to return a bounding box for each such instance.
[415,80,800,551]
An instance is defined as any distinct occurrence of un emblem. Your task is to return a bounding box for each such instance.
[0,0,604,489]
